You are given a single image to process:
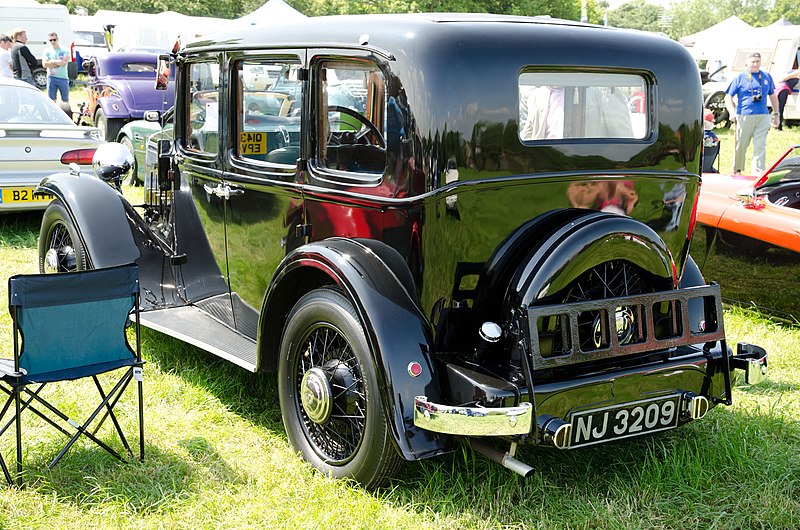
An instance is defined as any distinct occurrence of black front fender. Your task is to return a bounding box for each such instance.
[262,238,447,461]
[37,172,140,268]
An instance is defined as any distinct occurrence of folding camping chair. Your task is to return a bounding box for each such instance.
[0,264,144,486]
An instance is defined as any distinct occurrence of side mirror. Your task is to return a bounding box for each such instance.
[143,110,160,122]
[93,143,134,189]
[155,54,170,91]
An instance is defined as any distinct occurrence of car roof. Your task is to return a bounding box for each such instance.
[0,77,43,90]
[184,13,629,54]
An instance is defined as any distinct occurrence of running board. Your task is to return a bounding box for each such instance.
[137,306,257,372]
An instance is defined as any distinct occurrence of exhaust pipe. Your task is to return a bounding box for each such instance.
[466,438,534,478]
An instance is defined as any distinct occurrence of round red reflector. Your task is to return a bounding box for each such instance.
[407,362,423,378]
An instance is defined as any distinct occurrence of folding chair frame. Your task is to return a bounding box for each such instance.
[0,265,144,487]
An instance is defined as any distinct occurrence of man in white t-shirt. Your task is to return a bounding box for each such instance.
[0,34,13,78]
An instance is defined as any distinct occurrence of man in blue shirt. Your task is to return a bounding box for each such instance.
[724,52,779,175]
[42,32,70,103]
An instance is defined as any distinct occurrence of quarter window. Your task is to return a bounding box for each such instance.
[316,60,386,177]
[235,60,302,165]
[518,72,648,141]
[185,61,221,154]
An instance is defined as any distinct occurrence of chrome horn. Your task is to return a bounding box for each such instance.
[92,142,135,189]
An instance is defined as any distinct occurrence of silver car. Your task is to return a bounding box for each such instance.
[0,78,103,212]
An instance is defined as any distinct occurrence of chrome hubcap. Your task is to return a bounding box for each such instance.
[43,248,61,274]
[43,245,75,273]
[593,306,636,348]
[301,367,333,424]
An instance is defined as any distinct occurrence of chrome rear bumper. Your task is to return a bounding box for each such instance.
[413,396,533,436]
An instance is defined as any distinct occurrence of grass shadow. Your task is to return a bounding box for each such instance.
[13,441,241,514]
[141,328,284,433]
[0,212,41,247]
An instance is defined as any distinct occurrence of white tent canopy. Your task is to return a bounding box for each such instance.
[679,16,755,64]
[94,10,234,52]
[238,0,306,25]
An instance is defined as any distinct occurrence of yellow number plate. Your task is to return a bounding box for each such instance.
[240,131,267,155]
[1,187,54,204]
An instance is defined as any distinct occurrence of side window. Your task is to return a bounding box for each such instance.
[235,60,302,165]
[519,72,648,141]
[185,61,221,154]
[316,60,386,177]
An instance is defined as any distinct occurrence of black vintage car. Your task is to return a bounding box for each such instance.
[36,14,767,488]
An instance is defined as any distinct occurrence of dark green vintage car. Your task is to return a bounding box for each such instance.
[115,109,172,185]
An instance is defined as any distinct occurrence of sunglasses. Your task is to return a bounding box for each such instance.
[49,39,57,42]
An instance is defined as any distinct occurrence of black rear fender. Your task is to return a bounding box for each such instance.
[37,173,140,268]
[260,238,446,461]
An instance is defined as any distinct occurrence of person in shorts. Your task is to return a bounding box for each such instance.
[42,32,70,103]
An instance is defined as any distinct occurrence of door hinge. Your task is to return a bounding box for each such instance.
[295,224,312,238]
[298,68,309,81]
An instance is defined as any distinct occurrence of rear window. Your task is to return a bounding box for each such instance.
[121,62,157,74]
[0,85,73,125]
[518,72,648,141]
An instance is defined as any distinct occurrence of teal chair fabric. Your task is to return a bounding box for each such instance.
[0,264,144,486]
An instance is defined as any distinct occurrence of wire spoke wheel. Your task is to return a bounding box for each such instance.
[38,200,87,273]
[564,260,650,351]
[296,324,366,463]
[278,288,402,488]
[538,260,667,356]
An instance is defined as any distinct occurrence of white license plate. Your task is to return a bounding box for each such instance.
[0,187,53,204]
[570,394,682,448]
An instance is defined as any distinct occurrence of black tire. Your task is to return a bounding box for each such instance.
[704,91,730,129]
[278,288,402,488]
[38,200,88,273]
[95,107,125,143]
[33,68,47,90]
[119,136,141,186]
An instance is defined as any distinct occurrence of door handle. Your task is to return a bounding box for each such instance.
[202,183,244,200]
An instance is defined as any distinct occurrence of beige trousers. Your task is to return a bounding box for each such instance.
[733,114,770,174]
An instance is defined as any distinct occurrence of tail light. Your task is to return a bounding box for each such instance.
[687,180,700,241]
[61,148,97,165]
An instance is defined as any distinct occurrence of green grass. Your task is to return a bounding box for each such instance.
[1,193,799,528]
[713,124,800,175]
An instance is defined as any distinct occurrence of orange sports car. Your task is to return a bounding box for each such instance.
[693,145,800,323]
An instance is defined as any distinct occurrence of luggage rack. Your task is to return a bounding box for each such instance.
[526,284,726,370]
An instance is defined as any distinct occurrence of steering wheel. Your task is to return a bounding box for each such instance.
[328,105,385,148]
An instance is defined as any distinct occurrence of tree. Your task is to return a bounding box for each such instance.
[40,0,606,25]
[771,0,800,25]
[607,0,663,33]
[666,0,772,40]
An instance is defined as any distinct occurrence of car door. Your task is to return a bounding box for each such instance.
[220,51,307,337]
[177,56,237,325]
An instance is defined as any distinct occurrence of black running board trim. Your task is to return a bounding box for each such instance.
[137,305,257,372]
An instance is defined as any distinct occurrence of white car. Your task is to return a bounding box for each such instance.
[0,78,103,212]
